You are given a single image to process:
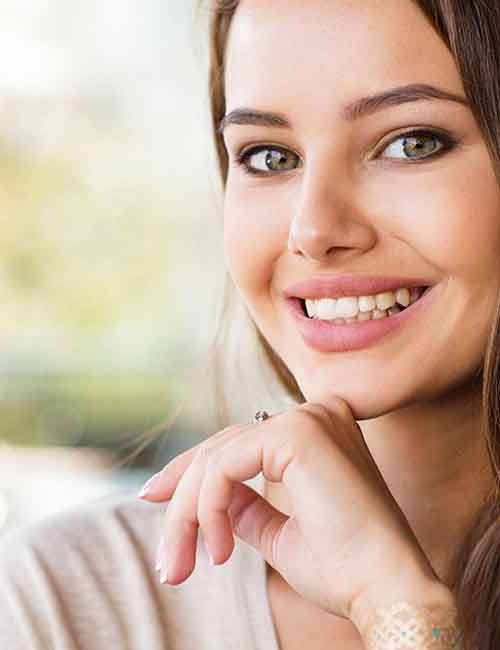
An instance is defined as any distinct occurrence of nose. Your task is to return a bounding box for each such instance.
[287,164,373,262]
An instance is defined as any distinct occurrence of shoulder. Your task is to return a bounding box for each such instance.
[0,488,164,571]
[0,490,166,648]
[0,474,268,649]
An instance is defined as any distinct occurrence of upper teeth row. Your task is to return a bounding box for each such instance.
[305,287,419,319]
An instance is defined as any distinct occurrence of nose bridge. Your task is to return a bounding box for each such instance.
[288,154,355,259]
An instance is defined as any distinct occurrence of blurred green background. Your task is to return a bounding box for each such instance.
[0,1,225,533]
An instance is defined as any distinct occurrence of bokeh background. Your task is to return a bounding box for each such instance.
[0,1,228,535]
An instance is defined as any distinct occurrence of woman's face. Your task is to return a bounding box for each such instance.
[221,0,500,418]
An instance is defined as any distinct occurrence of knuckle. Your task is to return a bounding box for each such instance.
[195,442,216,463]
[301,399,351,425]
[272,428,320,474]
[176,516,197,537]
[264,437,298,478]
[195,442,223,475]
[296,402,332,431]
[197,503,212,528]
[262,517,286,568]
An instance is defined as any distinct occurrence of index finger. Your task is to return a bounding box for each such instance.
[137,421,259,501]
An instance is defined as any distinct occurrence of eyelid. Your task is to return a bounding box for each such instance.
[372,126,458,158]
[233,126,461,174]
[236,141,299,161]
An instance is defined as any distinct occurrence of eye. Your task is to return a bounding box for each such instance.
[377,129,457,161]
[233,128,460,176]
[235,146,300,176]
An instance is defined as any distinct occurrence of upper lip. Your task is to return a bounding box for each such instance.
[283,274,432,300]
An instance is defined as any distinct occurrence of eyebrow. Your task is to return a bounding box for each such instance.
[217,83,470,135]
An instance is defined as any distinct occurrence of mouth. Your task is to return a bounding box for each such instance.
[285,284,439,354]
[295,286,432,323]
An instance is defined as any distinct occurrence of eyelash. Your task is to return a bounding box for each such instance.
[233,128,460,176]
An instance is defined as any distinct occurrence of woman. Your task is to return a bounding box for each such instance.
[1,0,499,648]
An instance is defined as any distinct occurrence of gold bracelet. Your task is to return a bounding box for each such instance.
[365,601,462,649]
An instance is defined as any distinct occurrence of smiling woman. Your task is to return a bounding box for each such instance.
[0,1,499,649]
[205,1,500,648]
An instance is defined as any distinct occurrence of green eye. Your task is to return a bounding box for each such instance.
[237,146,299,174]
[380,130,446,160]
[234,128,459,176]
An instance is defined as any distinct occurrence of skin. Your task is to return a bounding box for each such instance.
[221,0,499,645]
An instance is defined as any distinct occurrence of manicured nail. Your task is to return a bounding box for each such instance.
[137,472,162,498]
[208,552,215,566]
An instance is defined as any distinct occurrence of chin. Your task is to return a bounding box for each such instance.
[298,381,418,421]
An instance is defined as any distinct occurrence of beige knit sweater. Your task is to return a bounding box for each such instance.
[0,472,280,649]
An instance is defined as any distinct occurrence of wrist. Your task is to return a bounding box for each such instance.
[349,574,461,648]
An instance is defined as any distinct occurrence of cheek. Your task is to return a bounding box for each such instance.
[372,150,500,282]
[428,157,500,282]
[223,190,287,297]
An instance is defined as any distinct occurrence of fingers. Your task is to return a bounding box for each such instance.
[144,408,322,585]
[159,427,252,583]
[198,442,290,568]
[197,432,266,562]
[157,416,291,585]
[160,479,288,585]
[144,402,364,590]
[138,424,248,502]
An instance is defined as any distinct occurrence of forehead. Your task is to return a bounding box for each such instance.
[224,0,464,116]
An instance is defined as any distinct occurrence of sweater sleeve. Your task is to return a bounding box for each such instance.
[0,475,280,650]
[0,491,171,650]
[0,523,79,650]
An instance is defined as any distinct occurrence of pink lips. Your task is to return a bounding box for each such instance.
[283,274,433,301]
[285,284,440,353]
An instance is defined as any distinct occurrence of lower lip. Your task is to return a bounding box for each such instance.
[286,285,440,353]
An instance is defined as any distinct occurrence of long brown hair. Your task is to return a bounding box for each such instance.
[197,1,500,648]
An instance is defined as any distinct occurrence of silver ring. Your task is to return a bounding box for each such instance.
[253,410,270,423]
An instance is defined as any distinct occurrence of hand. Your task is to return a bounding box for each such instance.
[138,399,440,623]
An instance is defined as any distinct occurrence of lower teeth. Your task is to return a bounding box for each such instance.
[310,307,402,324]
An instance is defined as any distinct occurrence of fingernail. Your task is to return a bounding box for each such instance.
[138,472,162,498]
[208,552,215,566]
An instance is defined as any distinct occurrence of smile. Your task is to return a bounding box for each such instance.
[299,286,427,323]
[285,284,440,353]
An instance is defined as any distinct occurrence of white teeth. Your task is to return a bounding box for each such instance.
[303,286,424,320]
[305,299,317,318]
[315,298,336,320]
[335,296,359,319]
[375,291,396,311]
[395,288,410,308]
[358,295,376,312]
